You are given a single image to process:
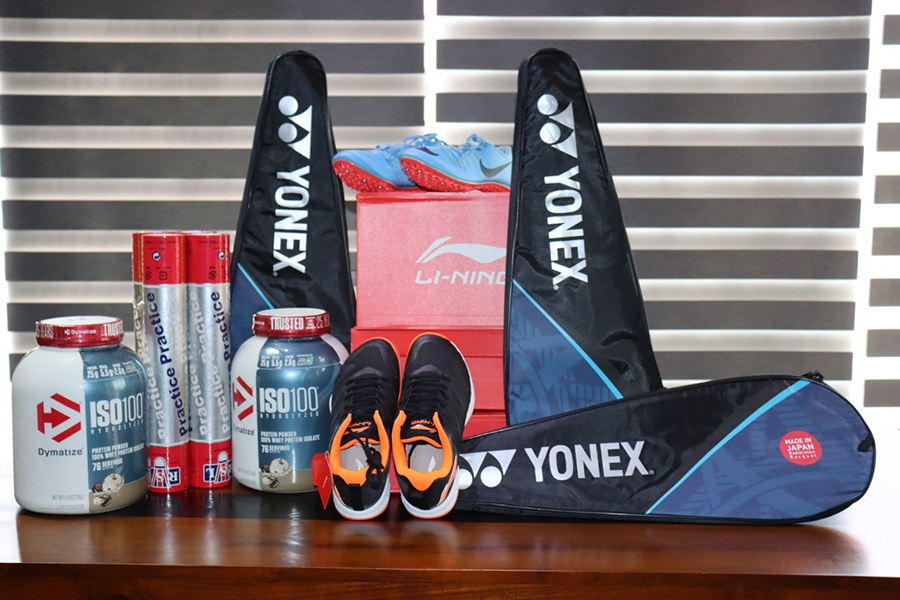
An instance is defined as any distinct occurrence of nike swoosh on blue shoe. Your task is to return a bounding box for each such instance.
[480,160,511,179]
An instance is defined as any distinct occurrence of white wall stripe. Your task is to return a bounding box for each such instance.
[7,281,132,302]
[435,70,867,94]
[435,16,870,41]
[615,176,860,199]
[0,72,426,96]
[0,18,425,43]
[640,279,855,302]
[628,228,858,251]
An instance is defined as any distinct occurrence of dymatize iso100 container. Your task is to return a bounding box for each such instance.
[231,308,346,493]
[12,316,148,514]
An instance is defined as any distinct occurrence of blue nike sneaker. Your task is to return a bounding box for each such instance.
[333,133,447,192]
[400,134,513,192]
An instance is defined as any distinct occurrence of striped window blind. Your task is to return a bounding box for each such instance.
[1,0,896,459]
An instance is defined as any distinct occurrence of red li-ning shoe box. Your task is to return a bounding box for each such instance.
[354,191,508,437]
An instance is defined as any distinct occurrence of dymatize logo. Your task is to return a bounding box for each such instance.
[459,441,651,489]
[37,393,82,443]
[414,236,506,286]
[537,93,587,288]
[272,95,313,276]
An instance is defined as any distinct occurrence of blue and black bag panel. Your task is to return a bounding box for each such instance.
[230,50,355,351]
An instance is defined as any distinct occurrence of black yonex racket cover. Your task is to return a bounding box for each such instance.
[504,48,661,426]
[231,51,355,351]
[456,374,874,523]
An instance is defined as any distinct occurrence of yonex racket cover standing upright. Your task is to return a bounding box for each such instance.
[231,51,355,351]
[457,374,874,523]
[505,48,661,426]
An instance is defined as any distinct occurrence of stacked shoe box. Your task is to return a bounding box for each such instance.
[352,191,507,437]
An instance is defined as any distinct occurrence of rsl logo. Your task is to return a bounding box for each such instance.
[37,393,82,443]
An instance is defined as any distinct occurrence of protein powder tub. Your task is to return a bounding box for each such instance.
[12,316,148,514]
[231,308,346,493]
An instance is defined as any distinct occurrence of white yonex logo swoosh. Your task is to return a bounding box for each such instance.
[459,449,517,489]
[277,95,313,158]
[537,93,577,158]
[415,237,505,265]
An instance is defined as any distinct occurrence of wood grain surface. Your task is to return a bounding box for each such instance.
[1,422,898,599]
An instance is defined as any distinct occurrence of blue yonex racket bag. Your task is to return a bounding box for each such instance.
[231,51,355,351]
[458,373,874,523]
[504,48,661,426]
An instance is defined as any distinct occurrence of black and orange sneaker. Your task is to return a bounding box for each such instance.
[392,333,475,519]
[328,338,400,520]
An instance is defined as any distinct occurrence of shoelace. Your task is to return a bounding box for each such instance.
[373,133,445,158]
[339,374,392,487]
[400,372,452,422]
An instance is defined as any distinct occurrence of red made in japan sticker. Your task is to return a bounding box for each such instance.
[780,430,822,466]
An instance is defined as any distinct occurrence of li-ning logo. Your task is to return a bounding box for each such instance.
[37,393,82,443]
[272,95,313,276]
[233,376,254,421]
[537,93,587,288]
[414,237,506,286]
[460,442,652,490]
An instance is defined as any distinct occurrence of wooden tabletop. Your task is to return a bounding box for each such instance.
[1,420,898,599]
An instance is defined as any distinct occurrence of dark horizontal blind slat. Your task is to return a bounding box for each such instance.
[646,301,855,330]
[621,198,860,228]
[5,250,857,282]
[0,0,424,19]
[5,252,358,282]
[2,200,356,231]
[436,0,872,17]
[8,302,132,331]
[437,40,869,71]
[605,146,863,177]
[884,14,900,44]
[880,70,900,97]
[632,250,858,279]
[0,146,864,178]
[436,93,868,124]
[0,148,250,178]
[875,176,900,203]
[872,228,900,255]
[864,380,900,407]
[2,200,241,230]
[867,330,900,356]
[870,279,900,306]
[0,42,424,74]
[0,96,423,127]
[877,123,900,150]
[656,351,853,380]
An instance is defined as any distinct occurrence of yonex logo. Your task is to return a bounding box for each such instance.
[416,237,505,265]
[459,449,516,489]
[37,393,82,443]
[233,376,254,421]
[277,95,313,158]
[536,92,588,287]
[272,96,313,276]
[537,94,577,158]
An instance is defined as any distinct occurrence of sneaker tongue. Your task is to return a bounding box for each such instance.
[400,415,442,448]
[341,418,379,448]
